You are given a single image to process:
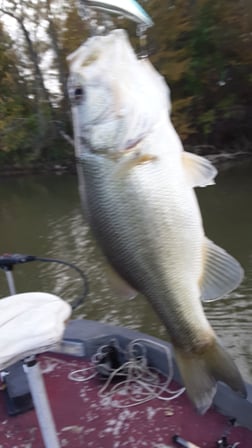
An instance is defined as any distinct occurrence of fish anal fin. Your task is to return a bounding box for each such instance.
[174,340,246,414]
[182,152,217,188]
[105,263,138,300]
[200,238,244,302]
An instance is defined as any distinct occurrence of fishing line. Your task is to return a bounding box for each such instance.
[68,338,185,408]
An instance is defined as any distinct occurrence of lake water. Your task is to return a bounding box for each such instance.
[0,161,252,381]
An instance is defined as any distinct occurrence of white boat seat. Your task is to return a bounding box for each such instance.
[0,292,72,370]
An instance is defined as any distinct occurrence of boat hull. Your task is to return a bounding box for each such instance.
[0,319,251,448]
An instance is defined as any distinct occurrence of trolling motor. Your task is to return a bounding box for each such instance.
[0,253,88,417]
[0,254,36,295]
[0,253,88,308]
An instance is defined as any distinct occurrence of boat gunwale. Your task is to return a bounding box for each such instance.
[53,318,252,431]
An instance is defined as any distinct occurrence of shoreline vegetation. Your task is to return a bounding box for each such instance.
[0,1,252,175]
[1,148,251,178]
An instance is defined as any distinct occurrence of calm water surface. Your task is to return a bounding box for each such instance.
[0,162,252,380]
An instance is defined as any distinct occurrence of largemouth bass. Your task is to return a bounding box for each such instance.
[67,29,246,413]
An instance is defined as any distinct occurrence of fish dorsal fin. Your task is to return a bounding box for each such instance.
[182,152,217,188]
[200,238,244,302]
[105,263,138,300]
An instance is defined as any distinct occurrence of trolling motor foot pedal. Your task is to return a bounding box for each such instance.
[1,361,33,416]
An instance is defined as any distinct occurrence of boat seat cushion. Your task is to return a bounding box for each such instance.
[0,292,72,370]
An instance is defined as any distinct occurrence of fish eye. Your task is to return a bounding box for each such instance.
[74,86,84,102]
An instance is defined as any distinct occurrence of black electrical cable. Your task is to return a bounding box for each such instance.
[0,253,88,310]
[33,256,89,310]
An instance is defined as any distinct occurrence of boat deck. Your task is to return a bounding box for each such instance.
[0,352,251,448]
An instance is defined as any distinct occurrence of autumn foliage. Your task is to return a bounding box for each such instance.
[0,0,251,167]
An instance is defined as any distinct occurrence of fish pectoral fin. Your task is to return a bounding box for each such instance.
[105,263,138,300]
[182,152,217,188]
[174,339,246,414]
[113,153,158,178]
[199,238,244,302]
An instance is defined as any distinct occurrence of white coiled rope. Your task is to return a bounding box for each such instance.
[68,338,185,408]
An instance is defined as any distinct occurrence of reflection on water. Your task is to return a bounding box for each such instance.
[0,163,252,381]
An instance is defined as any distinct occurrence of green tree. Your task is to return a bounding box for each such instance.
[184,0,252,149]
[147,0,195,139]
[1,0,252,170]
[0,21,35,163]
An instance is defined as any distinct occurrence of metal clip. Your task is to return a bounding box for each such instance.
[78,0,153,27]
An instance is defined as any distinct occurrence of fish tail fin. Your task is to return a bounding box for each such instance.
[174,340,247,414]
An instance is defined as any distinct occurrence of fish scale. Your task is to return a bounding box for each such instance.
[78,151,209,348]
